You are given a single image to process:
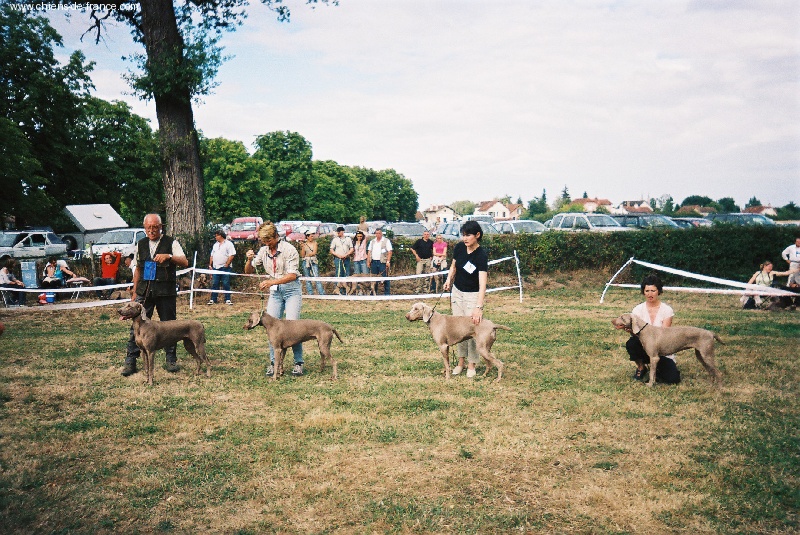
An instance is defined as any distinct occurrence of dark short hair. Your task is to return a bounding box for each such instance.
[640,273,664,294]
[337,226,345,232]
[460,220,483,240]
[215,230,226,239]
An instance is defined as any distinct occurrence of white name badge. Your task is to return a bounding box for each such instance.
[463,261,476,274]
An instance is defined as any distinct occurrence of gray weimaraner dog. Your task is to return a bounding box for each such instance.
[243,310,342,380]
[611,313,722,387]
[405,301,511,381]
[119,301,211,386]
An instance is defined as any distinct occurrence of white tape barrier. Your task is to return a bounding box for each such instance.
[600,257,799,303]
[3,256,522,309]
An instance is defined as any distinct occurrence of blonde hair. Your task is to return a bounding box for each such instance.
[257,221,279,241]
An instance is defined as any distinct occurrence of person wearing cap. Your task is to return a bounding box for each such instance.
[244,221,305,377]
[367,228,393,295]
[330,226,353,295]
[300,230,325,295]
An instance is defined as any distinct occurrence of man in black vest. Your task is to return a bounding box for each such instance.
[122,213,189,376]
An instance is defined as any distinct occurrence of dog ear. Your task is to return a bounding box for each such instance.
[422,305,434,323]
[630,315,646,335]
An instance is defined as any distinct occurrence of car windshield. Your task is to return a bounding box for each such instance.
[96,230,133,244]
[749,215,775,225]
[231,222,257,231]
[645,215,679,228]
[587,215,622,227]
[390,223,427,235]
[0,233,19,247]
[478,222,499,234]
[512,221,545,232]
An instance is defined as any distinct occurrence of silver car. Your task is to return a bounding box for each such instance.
[436,221,500,241]
[0,230,68,262]
[495,220,546,234]
[90,228,147,257]
[548,213,633,232]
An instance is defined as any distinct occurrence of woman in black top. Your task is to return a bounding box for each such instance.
[443,220,488,378]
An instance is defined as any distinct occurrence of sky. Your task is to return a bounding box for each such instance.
[46,0,800,212]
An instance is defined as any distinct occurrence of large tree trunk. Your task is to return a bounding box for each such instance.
[138,0,205,238]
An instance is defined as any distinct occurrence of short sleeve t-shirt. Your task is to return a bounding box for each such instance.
[452,242,488,293]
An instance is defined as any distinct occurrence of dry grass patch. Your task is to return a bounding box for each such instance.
[0,283,797,533]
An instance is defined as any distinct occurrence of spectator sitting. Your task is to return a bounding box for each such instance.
[0,258,27,306]
[740,260,793,309]
[41,257,76,293]
[93,251,122,299]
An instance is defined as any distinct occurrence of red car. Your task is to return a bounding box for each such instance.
[228,217,263,242]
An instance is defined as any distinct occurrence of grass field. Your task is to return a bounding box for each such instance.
[0,277,798,534]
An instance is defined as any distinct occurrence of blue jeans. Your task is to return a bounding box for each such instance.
[370,259,390,295]
[210,266,232,302]
[266,280,303,365]
[334,258,351,295]
[302,260,325,295]
[352,259,368,275]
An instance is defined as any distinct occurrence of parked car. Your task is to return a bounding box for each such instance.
[436,221,500,241]
[671,217,712,228]
[0,230,68,262]
[704,213,777,226]
[383,222,428,239]
[342,224,360,238]
[463,214,496,224]
[611,214,679,229]
[90,228,147,257]
[495,220,546,234]
[228,217,263,242]
[548,213,633,232]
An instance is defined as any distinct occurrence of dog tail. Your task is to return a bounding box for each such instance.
[494,325,512,332]
[714,333,725,345]
[332,329,343,343]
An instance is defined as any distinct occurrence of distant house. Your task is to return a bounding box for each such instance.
[421,204,457,228]
[676,205,716,216]
[572,198,612,213]
[475,200,509,220]
[744,205,777,217]
[504,203,525,221]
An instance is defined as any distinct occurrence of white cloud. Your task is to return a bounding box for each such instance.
[48,1,799,210]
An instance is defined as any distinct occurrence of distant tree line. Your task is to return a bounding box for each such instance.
[0,7,418,232]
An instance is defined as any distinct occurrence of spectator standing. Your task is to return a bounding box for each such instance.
[368,228,393,295]
[330,226,353,295]
[122,213,189,376]
[300,231,325,295]
[443,220,488,378]
[430,234,449,293]
[244,221,305,377]
[0,258,26,306]
[781,236,800,273]
[357,215,370,236]
[351,231,369,275]
[93,251,122,299]
[208,230,236,305]
[411,230,434,293]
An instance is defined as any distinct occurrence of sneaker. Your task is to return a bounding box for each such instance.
[266,365,275,376]
[207,300,215,305]
[466,368,477,378]
[633,368,647,381]
[292,364,304,377]
[225,300,233,305]
[451,366,463,376]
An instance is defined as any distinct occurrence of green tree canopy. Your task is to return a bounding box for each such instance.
[201,136,266,224]
[745,196,762,209]
[253,131,314,221]
[451,200,476,216]
[680,195,713,207]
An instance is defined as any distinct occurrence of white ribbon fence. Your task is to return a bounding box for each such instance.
[4,252,524,310]
[600,257,799,303]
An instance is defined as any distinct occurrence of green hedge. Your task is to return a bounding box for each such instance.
[484,226,798,283]
[64,226,798,286]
